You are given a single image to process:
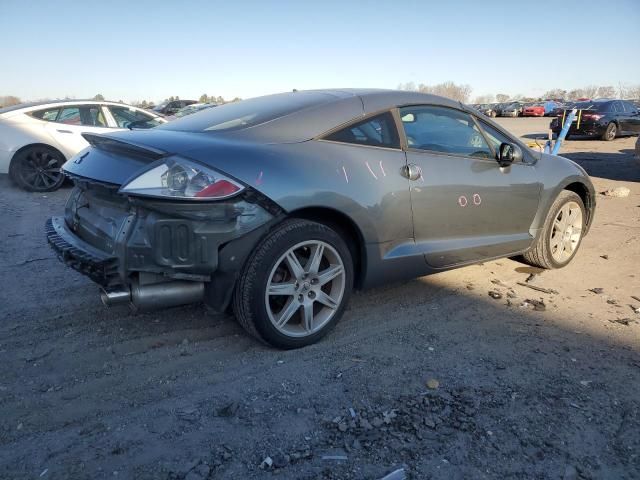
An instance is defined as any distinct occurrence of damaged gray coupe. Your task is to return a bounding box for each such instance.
[47,89,595,348]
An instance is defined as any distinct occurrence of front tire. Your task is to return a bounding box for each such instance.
[9,146,65,192]
[523,191,586,269]
[602,122,617,141]
[233,219,353,349]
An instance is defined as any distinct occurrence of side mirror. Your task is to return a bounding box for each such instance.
[498,142,522,167]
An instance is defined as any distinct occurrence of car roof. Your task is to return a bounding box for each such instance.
[161,89,464,143]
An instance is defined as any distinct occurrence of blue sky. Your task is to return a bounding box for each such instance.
[1,0,638,103]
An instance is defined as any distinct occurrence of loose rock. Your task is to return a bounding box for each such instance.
[601,187,630,198]
[488,290,503,300]
[426,379,440,390]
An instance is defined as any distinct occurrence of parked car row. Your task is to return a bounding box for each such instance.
[152,99,197,116]
[470,101,562,118]
[165,102,217,120]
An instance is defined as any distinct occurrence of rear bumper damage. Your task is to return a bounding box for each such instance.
[46,182,281,311]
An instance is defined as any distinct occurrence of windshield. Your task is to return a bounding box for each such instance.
[159,92,338,133]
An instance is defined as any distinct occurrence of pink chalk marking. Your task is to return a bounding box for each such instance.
[255,171,263,185]
[473,193,481,205]
[342,166,349,183]
[379,160,386,177]
[458,195,468,207]
[365,161,378,180]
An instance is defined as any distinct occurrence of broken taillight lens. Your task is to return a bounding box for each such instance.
[119,157,244,200]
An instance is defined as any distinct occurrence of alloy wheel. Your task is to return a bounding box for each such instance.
[606,123,617,140]
[18,149,64,191]
[265,240,346,337]
[549,201,583,263]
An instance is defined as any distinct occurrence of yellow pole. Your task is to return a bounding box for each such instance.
[577,110,582,130]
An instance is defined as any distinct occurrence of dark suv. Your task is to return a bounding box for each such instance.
[550,100,640,141]
[153,100,197,116]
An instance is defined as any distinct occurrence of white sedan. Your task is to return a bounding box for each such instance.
[0,100,166,191]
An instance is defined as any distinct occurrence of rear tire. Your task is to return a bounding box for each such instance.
[602,122,617,141]
[9,146,65,192]
[233,219,353,349]
[523,191,586,269]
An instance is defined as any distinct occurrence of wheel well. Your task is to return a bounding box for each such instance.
[9,143,67,171]
[289,207,365,289]
[564,182,593,226]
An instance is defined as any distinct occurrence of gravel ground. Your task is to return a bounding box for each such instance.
[1,118,639,479]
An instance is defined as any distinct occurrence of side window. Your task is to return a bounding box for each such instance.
[108,106,160,129]
[58,107,82,125]
[324,112,400,148]
[30,108,60,121]
[612,102,623,113]
[476,121,512,155]
[622,101,636,113]
[82,106,107,127]
[400,105,493,159]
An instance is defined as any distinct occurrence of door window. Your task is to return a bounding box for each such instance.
[108,106,160,129]
[84,106,107,127]
[57,107,82,125]
[323,112,400,148]
[400,106,493,159]
[30,108,60,121]
[476,121,511,155]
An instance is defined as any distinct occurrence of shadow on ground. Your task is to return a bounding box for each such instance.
[562,148,639,182]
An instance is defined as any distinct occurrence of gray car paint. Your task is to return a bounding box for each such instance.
[61,89,595,290]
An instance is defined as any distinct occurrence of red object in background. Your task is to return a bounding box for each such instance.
[523,105,545,117]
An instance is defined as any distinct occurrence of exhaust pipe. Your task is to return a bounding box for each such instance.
[101,280,204,311]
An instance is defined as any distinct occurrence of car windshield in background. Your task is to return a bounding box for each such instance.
[159,92,337,133]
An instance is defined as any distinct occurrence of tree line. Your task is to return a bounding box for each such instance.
[398,82,640,105]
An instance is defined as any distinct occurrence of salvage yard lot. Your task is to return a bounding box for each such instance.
[0,117,639,479]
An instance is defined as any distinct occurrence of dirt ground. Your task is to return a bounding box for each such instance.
[1,117,639,480]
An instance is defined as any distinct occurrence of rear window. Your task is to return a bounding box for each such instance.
[159,92,337,133]
[574,101,611,112]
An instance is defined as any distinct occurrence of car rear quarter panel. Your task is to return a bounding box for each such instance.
[182,139,414,245]
[0,118,49,173]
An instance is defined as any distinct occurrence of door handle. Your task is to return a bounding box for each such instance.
[56,129,73,134]
[402,164,422,181]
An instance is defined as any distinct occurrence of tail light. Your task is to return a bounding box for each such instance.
[581,113,604,121]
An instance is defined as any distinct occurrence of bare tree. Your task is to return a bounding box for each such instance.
[474,94,495,104]
[581,85,599,99]
[495,94,510,103]
[0,95,21,107]
[567,89,584,101]
[542,89,567,100]
[596,86,616,98]
[400,81,472,103]
[93,94,105,101]
[623,85,640,99]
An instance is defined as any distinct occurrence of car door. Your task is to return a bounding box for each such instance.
[621,101,640,133]
[610,101,627,132]
[399,105,542,268]
[43,104,111,158]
